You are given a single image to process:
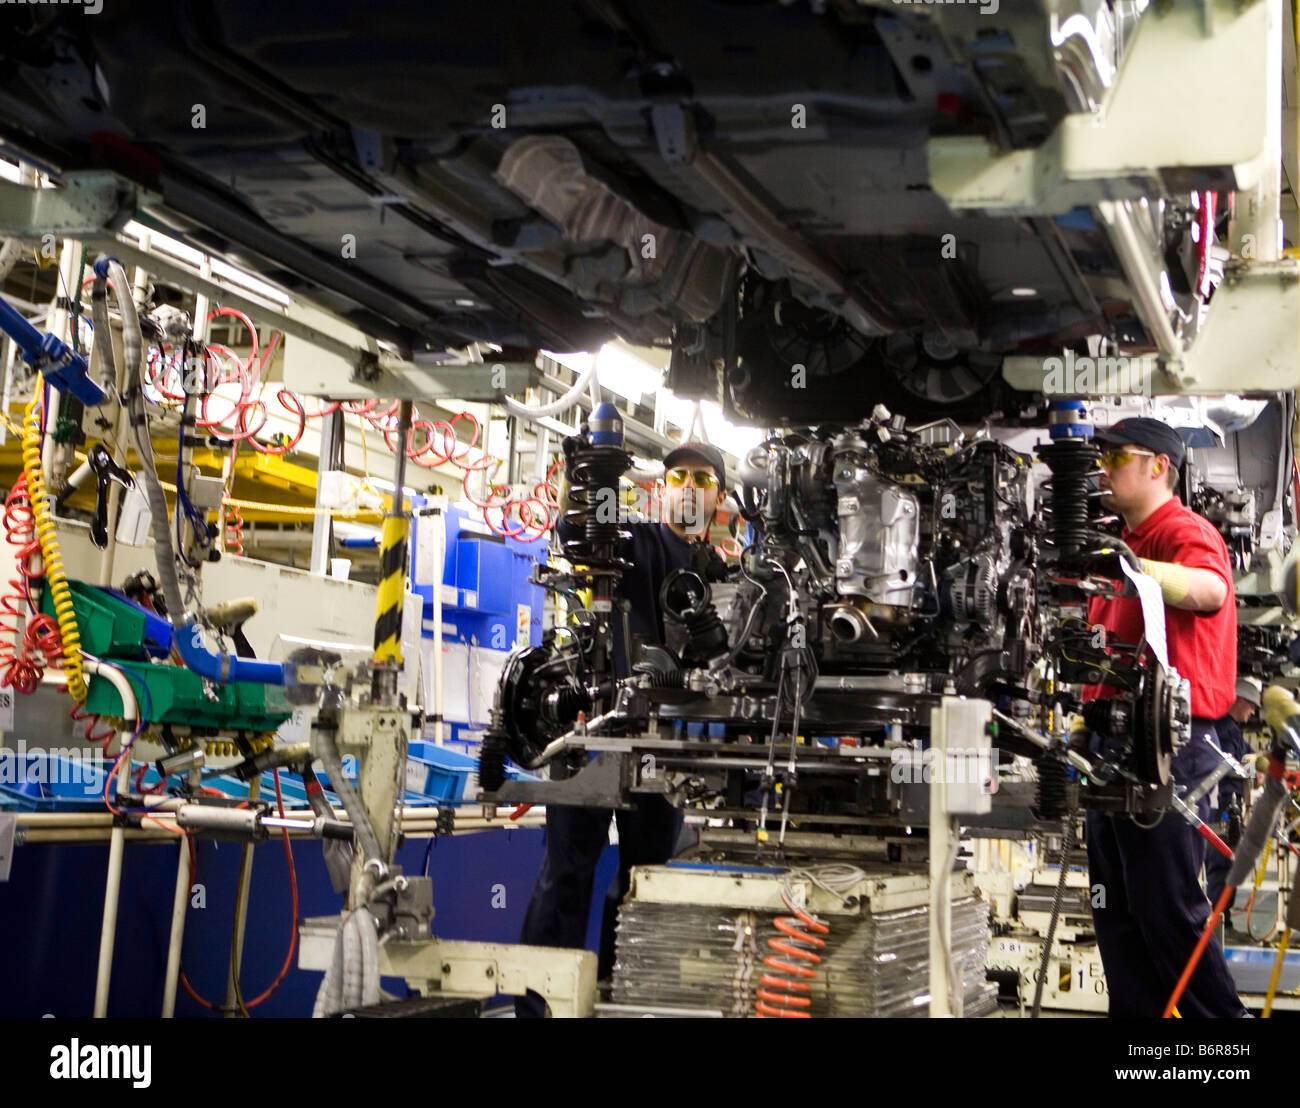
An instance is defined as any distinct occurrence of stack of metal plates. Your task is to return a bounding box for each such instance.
[610,863,997,1018]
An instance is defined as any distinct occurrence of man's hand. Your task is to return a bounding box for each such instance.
[1135,557,1227,612]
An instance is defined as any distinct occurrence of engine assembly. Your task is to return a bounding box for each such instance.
[484,401,1193,849]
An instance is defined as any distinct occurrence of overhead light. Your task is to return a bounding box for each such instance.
[596,342,664,404]
[454,298,476,307]
[120,219,293,306]
[1011,287,1037,297]
[123,219,204,266]
[210,258,293,306]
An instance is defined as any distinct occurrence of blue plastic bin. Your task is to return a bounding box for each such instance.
[0,751,112,811]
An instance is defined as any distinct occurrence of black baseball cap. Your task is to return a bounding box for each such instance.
[663,442,727,488]
[1094,417,1187,468]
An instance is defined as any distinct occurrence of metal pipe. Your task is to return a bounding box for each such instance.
[309,407,342,576]
[90,659,138,1019]
[928,712,950,1019]
[992,709,1097,778]
[529,711,622,768]
[431,504,445,745]
[1096,200,1182,363]
[1230,0,1283,262]
[40,240,80,482]
[392,399,412,509]
[224,776,259,1017]
[95,245,152,588]
[161,837,191,1018]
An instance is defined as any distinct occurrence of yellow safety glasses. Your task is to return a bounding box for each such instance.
[665,467,720,489]
[1099,446,1155,470]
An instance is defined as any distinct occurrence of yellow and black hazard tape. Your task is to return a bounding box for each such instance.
[373,513,409,662]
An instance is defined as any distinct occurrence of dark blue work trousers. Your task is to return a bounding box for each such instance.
[1085,722,1248,1017]
[515,795,682,1017]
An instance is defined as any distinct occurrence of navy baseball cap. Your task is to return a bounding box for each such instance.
[663,442,727,488]
[1094,417,1187,467]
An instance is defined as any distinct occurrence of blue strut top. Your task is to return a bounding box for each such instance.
[588,401,624,447]
[1047,399,1093,439]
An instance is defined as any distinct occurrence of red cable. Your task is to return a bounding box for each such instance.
[1292,459,1300,528]
[70,702,116,753]
[1195,190,1217,300]
[180,770,299,1014]
[224,503,246,557]
[237,769,299,1009]
[1162,884,1234,1018]
[0,476,61,694]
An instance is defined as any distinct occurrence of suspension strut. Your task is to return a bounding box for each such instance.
[561,401,632,692]
[1036,399,1104,566]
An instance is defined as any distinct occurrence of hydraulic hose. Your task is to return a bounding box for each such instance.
[1264,864,1300,1017]
[94,258,287,686]
[502,357,597,420]
[96,257,188,623]
[21,378,86,701]
[175,621,286,685]
[313,726,384,870]
[1263,928,1291,1018]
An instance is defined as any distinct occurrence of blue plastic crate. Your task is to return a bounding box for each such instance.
[167,769,330,808]
[312,760,441,808]
[406,741,478,802]
[0,751,112,811]
[408,740,537,801]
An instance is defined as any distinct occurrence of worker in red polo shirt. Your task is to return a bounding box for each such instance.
[1083,416,1247,1018]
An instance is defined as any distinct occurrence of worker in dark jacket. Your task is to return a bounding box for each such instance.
[516,441,727,1016]
[1206,677,1260,930]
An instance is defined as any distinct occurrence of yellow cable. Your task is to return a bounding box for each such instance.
[1263,928,1291,1018]
[220,495,382,519]
[1059,650,1126,683]
[1245,842,1273,940]
[22,377,87,702]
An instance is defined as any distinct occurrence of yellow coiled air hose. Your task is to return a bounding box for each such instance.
[23,375,87,702]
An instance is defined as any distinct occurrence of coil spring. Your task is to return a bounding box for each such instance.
[22,381,87,702]
[755,890,829,1018]
[0,475,63,693]
[224,503,245,556]
[1037,438,1102,561]
[69,702,117,751]
[561,440,632,574]
[1034,745,1070,822]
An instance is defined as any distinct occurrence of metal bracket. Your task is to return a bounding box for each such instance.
[299,916,598,1017]
[928,0,1281,214]
[1002,258,1300,394]
[0,170,142,236]
[492,751,635,810]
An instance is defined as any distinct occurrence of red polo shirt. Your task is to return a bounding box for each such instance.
[1083,496,1236,719]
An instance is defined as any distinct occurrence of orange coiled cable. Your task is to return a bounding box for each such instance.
[755,889,829,1018]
